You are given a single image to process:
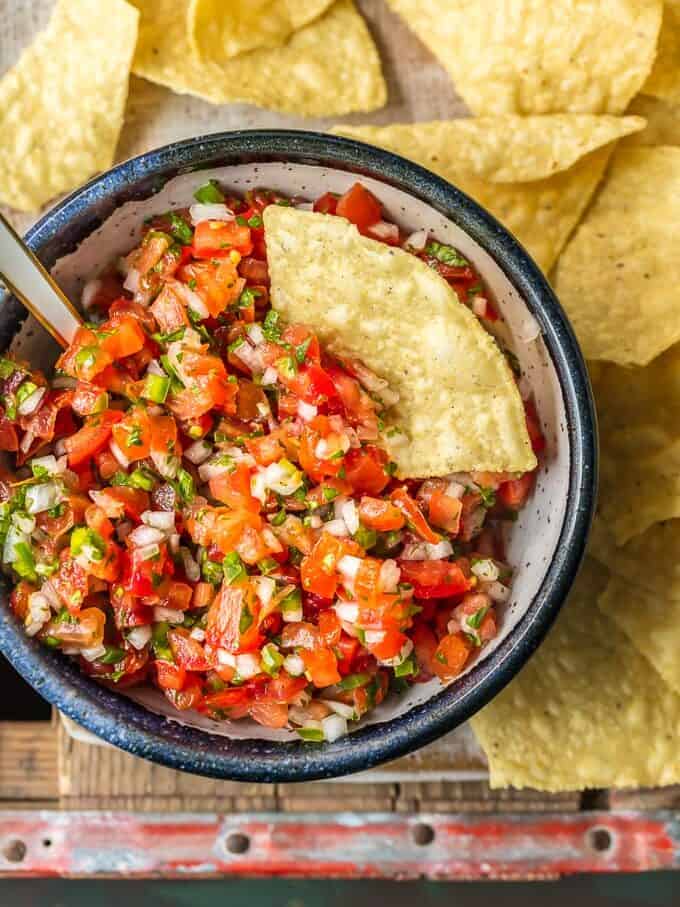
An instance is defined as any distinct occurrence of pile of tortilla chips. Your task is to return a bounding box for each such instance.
[380,0,680,791]
[0,0,385,211]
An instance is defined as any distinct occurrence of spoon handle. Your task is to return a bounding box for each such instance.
[0,212,83,349]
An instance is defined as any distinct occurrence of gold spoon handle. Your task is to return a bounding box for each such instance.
[0,211,83,350]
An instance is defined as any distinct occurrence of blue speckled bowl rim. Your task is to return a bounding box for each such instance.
[0,130,597,782]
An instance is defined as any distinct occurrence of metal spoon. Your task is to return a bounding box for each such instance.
[0,211,83,349]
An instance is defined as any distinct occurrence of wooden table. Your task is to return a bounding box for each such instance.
[0,0,679,880]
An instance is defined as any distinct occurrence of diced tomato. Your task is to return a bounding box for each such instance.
[164,677,203,711]
[0,414,18,451]
[200,686,252,719]
[51,553,90,613]
[262,673,307,704]
[335,183,382,232]
[57,326,113,382]
[193,220,253,258]
[209,461,260,513]
[245,433,284,466]
[432,632,473,681]
[168,627,210,671]
[300,647,341,687]
[318,609,342,647]
[390,486,440,544]
[112,407,152,462]
[298,415,346,484]
[367,628,408,662]
[498,472,535,510]
[64,410,123,467]
[300,533,360,599]
[205,582,261,654]
[92,486,150,522]
[428,490,462,534]
[123,545,172,598]
[358,497,405,531]
[72,383,109,418]
[10,580,35,621]
[150,282,191,333]
[85,505,114,540]
[398,559,473,600]
[313,192,339,215]
[335,634,360,675]
[344,446,390,495]
[98,315,146,361]
[167,347,236,418]
[181,260,245,318]
[249,700,288,728]
[238,257,269,285]
[154,660,187,691]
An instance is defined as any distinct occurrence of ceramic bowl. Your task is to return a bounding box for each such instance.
[0,131,596,781]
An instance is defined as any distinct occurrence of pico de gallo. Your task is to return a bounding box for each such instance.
[0,180,543,742]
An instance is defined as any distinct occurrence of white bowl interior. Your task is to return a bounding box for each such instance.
[10,162,569,742]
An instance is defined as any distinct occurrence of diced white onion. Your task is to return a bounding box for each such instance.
[170,280,210,320]
[168,533,181,554]
[307,514,322,529]
[281,605,303,623]
[13,512,35,535]
[127,625,152,650]
[261,367,278,386]
[379,559,401,593]
[151,450,180,481]
[234,341,266,374]
[141,511,176,532]
[189,204,234,225]
[109,439,130,469]
[380,638,414,668]
[198,458,233,482]
[405,229,428,251]
[129,524,165,547]
[289,707,317,727]
[488,581,510,603]
[146,359,166,377]
[247,323,264,346]
[180,546,201,582]
[17,386,46,416]
[40,581,61,610]
[295,201,314,211]
[190,627,206,642]
[401,540,454,561]
[54,439,67,457]
[338,555,361,580]
[334,601,359,623]
[264,461,303,496]
[25,481,61,515]
[446,481,466,500]
[24,592,50,637]
[253,575,276,607]
[283,654,305,676]
[235,653,261,679]
[323,518,349,538]
[137,543,160,562]
[250,471,268,504]
[297,400,318,422]
[364,630,386,646]
[184,440,212,465]
[340,500,360,536]
[81,278,102,310]
[29,455,60,476]
[153,606,184,624]
[471,559,500,583]
[367,220,397,241]
[320,700,355,719]
[321,713,348,742]
[217,648,236,667]
[81,643,108,663]
[123,267,141,294]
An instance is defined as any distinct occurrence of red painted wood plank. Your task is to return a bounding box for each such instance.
[0,811,678,879]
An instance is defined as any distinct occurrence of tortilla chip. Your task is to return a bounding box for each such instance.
[623,95,680,146]
[264,206,536,477]
[335,116,644,183]
[333,117,645,272]
[554,147,680,366]
[598,577,680,695]
[130,0,386,116]
[589,515,680,598]
[188,0,334,60]
[0,0,138,212]
[387,0,662,115]
[643,1,680,102]
[471,558,680,790]
[589,349,680,542]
